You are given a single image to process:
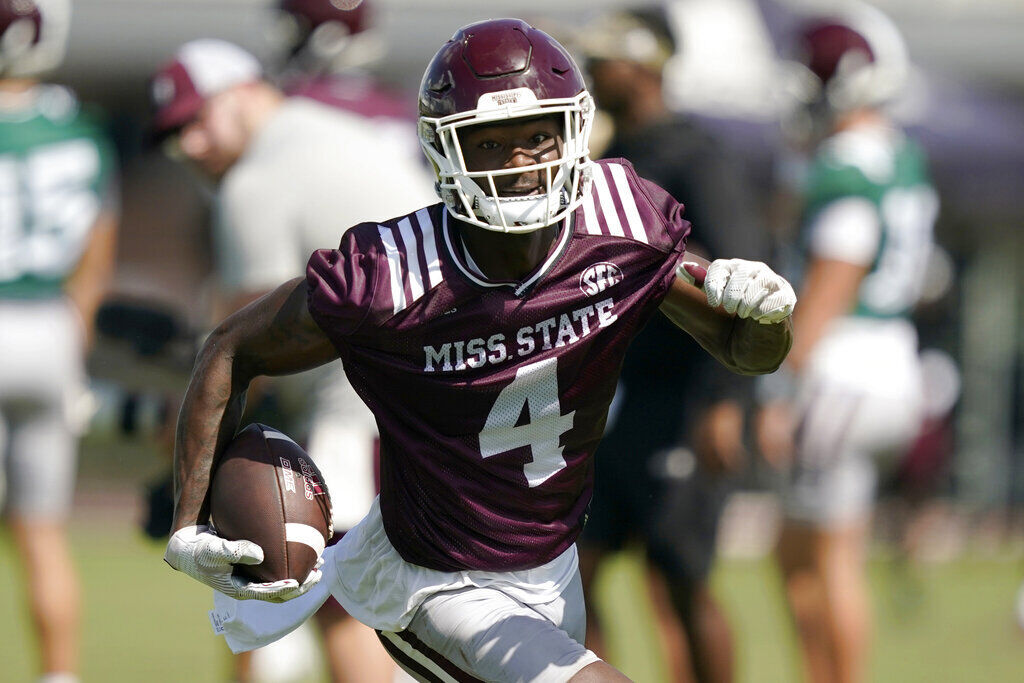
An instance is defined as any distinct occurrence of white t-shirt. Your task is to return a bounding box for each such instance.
[215,97,437,293]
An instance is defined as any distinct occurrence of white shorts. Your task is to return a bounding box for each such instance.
[305,362,379,531]
[210,499,598,681]
[380,576,598,682]
[782,318,924,526]
[0,299,85,518]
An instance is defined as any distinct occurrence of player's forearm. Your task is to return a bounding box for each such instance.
[64,216,118,348]
[659,278,739,370]
[171,328,251,532]
[170,279,335,531]
[725,316,793,375]
[785,258,867,373]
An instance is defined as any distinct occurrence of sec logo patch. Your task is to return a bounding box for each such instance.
[580,262,623,296]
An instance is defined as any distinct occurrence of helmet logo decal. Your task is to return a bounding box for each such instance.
[580,262,623,296]
[477,88,538,109]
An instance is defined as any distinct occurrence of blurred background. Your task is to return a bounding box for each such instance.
[2,0,1024,681]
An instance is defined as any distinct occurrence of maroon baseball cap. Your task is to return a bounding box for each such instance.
[149,39,263,138]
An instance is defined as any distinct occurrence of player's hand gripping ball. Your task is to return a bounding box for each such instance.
[700,258,796,324]
[164,424,333,602]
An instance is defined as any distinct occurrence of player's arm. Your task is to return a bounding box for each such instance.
[165,276,336,601]
[786,256,867,371]
[782,191,882,371]
[754,191,881,461]
[172,276,336,530]
[660,256,795,375]
[64,210,118,351]
[753,256,866,466]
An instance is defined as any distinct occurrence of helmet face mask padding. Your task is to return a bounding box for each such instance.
[418,19,595,234]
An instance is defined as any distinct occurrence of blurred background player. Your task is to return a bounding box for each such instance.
[268,0,424,178]
[268,0,424,190]
[756,3,938,682]
[570,8,768,682]
[0,0,119,681]
[270,0,402,120]
[148,37,435,682]
[135,0,414,534]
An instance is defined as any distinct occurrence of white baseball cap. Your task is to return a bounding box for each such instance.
[149,39,262,137]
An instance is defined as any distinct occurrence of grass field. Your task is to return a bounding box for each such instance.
[3,503,1023,683]
[596,548,1024,683]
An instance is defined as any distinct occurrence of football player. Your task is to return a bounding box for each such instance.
[756,4,937,683]
[0,1,119,681]
[268,0,426,267]
[163,19,795,681]
[270,0,399,117]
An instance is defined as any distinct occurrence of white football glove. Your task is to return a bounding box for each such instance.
[164,525,322,603]
[698,258,796,324]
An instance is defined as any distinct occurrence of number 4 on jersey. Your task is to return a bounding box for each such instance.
[479,357,576,487]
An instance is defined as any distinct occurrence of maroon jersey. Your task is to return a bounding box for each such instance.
[306,159,689,572]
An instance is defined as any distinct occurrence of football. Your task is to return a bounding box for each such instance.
[209,423,333,584]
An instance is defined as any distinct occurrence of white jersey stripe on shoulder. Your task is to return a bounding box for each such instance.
[396,217,425,302]
[378,225,407,315]
[609,163,648,244]
[590,164,625,237]
[580,185,602,235]
[415,208,443,288]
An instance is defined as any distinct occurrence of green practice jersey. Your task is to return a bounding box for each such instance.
[801,124,937,318]
[0,85,117,298]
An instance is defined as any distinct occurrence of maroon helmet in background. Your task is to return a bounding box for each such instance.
[0,0,41,50]
[801,23,874,86]
[280,0,371,40]
[0,0,68,78]
[274,0,383,73]
[791,1,909,114]
[418,18,595,234]
[778,1,910,146]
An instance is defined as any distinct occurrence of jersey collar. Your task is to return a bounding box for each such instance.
[442,210,574,297]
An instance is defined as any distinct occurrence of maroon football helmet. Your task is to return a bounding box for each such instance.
[793,2,908,113]
[418,18,595,233]
[279,0,371,47]
[0,0,40,76]
[801,23,873,85]
[0,0,41,45]
[0,0,68,78]
[275,0,382,72]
